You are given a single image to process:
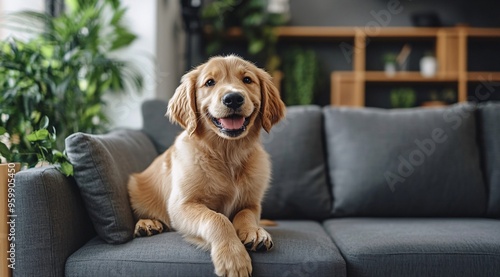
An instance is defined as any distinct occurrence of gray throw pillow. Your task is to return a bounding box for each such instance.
[476,102,500,217]
[66,130,158,244]
[261,106,331,220]
[324,103,487,217]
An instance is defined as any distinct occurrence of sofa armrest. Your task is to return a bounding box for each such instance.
[14,166,95,277]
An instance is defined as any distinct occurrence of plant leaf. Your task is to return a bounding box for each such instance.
[248,40,264,55]
[27,129,50,142]
[39,115,49,129]
[0,142,11,161]
[65,0,80,13]
[58,161,74,176]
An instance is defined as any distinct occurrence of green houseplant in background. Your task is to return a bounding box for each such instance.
[0,116,73,175]
[390,87,416,108]
[202,0,288,72]
[282,47,319,106]
[0,0,143,175]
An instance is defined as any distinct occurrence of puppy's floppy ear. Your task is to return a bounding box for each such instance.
[258,69,286,133]
[166,69,199,136]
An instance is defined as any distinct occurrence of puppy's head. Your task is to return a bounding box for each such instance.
[167,55,285,139]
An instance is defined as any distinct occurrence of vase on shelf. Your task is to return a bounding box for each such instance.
[420,53,438,78]
[384,62,397,77]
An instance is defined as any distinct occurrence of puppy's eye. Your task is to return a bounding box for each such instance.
[205,79,216,87]
[243,77,253,84]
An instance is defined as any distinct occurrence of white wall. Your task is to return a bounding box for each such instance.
[104,0,159,129]
[0,0,45,40]
[106,0,185,129]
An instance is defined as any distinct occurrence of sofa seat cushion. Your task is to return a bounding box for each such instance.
[324,218,500,277]
[66,221,346,277]
[324,103,487,217]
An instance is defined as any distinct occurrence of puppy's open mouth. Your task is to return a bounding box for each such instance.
[210,114,250,137]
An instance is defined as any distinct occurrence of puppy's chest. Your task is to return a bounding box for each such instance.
[199,163,253,215]
[206,184,243,217]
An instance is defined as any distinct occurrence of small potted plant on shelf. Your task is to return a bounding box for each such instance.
[383,53,398,77]
[390,87,417,108]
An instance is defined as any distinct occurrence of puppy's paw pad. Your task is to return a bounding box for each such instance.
[238,227,274,252]
[134,219,168,237]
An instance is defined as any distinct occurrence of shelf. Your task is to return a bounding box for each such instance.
[224,26,356,39]
[223,26,456,39]
[276,26,355,39]
[274,26,500,38]
[468,72,500,81]
[275,26,449,38]
[365,71,458,82]
[466,28,500,37]
[332,71,459,82]
[363,27,442,38]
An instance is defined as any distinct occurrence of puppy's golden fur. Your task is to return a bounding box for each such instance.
[128,55,285,277]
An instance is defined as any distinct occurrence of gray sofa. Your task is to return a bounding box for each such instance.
[14,100,500,277]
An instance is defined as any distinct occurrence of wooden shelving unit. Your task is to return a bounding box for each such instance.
[326,26,500,106]
[216,26,500,106]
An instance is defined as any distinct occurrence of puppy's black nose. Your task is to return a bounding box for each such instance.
[222,92,244,109]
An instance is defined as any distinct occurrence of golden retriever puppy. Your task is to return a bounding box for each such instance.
[128,55,285,277]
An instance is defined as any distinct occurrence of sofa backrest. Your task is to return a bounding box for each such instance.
[141,99,499,219]
[323,103,488,217]
[476,102,500,217]
[261,106,332,220]
[141,100,183,154]
[141,100,333,220]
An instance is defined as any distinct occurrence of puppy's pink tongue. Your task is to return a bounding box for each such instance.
[219,117,245,130]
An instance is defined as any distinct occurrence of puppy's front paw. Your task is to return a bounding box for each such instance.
[212,242,252,277]
[237,227,274,252]
[134,219,168,237]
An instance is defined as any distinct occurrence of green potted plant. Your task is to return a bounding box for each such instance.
[282,46,319,106]
[383,52,398,77]
[0,117,72,175]
[0,0,143,175]
[390,87,416,108]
